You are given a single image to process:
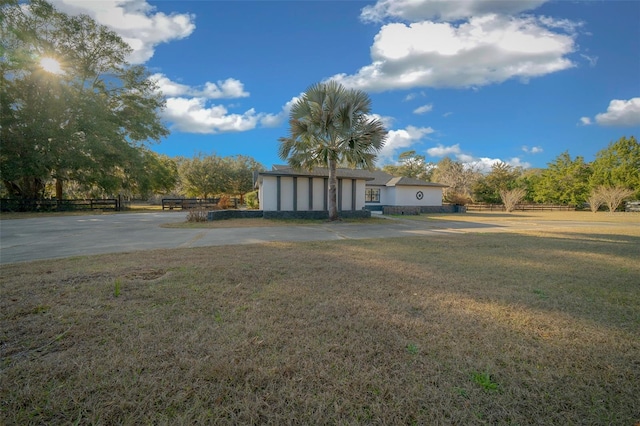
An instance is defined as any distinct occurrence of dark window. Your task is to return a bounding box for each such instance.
[365,188,380,203]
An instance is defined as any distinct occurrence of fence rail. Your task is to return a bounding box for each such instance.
[161,198,238,210]
[465,203,575,212]
[1,198,120,212]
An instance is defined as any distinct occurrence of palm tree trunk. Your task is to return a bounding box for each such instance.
[328,158,338,221]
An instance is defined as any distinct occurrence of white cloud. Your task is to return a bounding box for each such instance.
[426,143,530,172]
[579,116,592,126]
[50,0,195,64]
[426,143,461,157]
[379,125,434,164]
[361,0,548,23]
[403,91,426,101]
[162,97,259,134]
[580,53,598,67]
[522,145,543,154]
[150,73,263,133]
[506,157,531,169]
[202,79,250,99]
[260,96,301,127]
[150,74,249,99]
[470,157,502,173]
[413,103,433,114]
[367,113,396,130]
[594,98,640,127]
[152,76,300,133]
[464,156,530,173]
[331,13,576,92]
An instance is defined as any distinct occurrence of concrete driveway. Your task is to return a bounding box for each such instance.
[0,211,509,264]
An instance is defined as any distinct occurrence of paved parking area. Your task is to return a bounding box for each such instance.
[0,212,509,264]
[6,211,635,265]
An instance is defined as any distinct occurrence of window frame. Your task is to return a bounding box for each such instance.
[365,187,381,203]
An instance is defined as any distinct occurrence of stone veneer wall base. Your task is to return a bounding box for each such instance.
[208,210,371,221]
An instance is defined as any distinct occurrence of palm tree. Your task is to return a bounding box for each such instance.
[278,81,387,221]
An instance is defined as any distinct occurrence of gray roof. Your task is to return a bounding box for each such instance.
[367,170,449,188]
[260,165,448,187]
[261,165,376,180]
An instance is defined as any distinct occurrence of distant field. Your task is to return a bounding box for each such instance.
[1,213,639,424]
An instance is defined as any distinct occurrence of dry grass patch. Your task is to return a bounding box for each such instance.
[1,228,639,424]
[417,210,640,224]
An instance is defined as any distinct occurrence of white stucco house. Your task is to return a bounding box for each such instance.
[254,166,453,218]
[255,165,374,218]
[364,170,449,214]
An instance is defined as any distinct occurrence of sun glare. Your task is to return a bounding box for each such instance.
[39,57,63,74]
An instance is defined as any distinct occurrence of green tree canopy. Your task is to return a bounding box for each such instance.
[0,0,168,199]
[589,136,640,199]
[515,168,543,202]
[472,162,522,204]
[533,151,591,205]
[383,150,435,181]
[177,153,264,200]
[278,80,387,220]
[178,154,229,200]
[225,155,265,202]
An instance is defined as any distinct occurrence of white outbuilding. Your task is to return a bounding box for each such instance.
[255,166,453,217]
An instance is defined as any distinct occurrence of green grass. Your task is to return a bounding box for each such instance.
[471,371,499,392]
[1,217,639,424]
[113,278,122,297]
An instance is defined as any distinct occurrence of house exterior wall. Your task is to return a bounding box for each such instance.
[345,179,367,210]
[394,186,443,206]
[295,177,306,211]
[258,175,367,212]
[373,186,395,206]
[355,180,366,210]
[280,177,294,211]
[312,178,326,210]
[259,176,278,211]
[365,185,443,210]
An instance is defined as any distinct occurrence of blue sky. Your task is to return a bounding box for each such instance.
[51,0,639,172]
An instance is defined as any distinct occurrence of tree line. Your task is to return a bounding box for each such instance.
[383,135,639,211]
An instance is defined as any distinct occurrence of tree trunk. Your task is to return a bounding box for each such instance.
[328,158,339,221]
[56,178,63,200]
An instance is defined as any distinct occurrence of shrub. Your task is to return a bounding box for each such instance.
[445,192,472,205]
[586,193,604,213]
[245,190,259,209]
[499,188,526,212]
[218,194,231,209]
[591,185,634,213]
[186,208,209,222]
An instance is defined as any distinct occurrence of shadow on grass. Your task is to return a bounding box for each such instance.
[1,230,638,424]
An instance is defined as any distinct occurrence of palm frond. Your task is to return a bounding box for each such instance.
[277,79,388,170]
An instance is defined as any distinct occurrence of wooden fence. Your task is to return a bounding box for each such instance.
[465,203,575,212]
[161,198,238,210]
[1,198,120,212]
